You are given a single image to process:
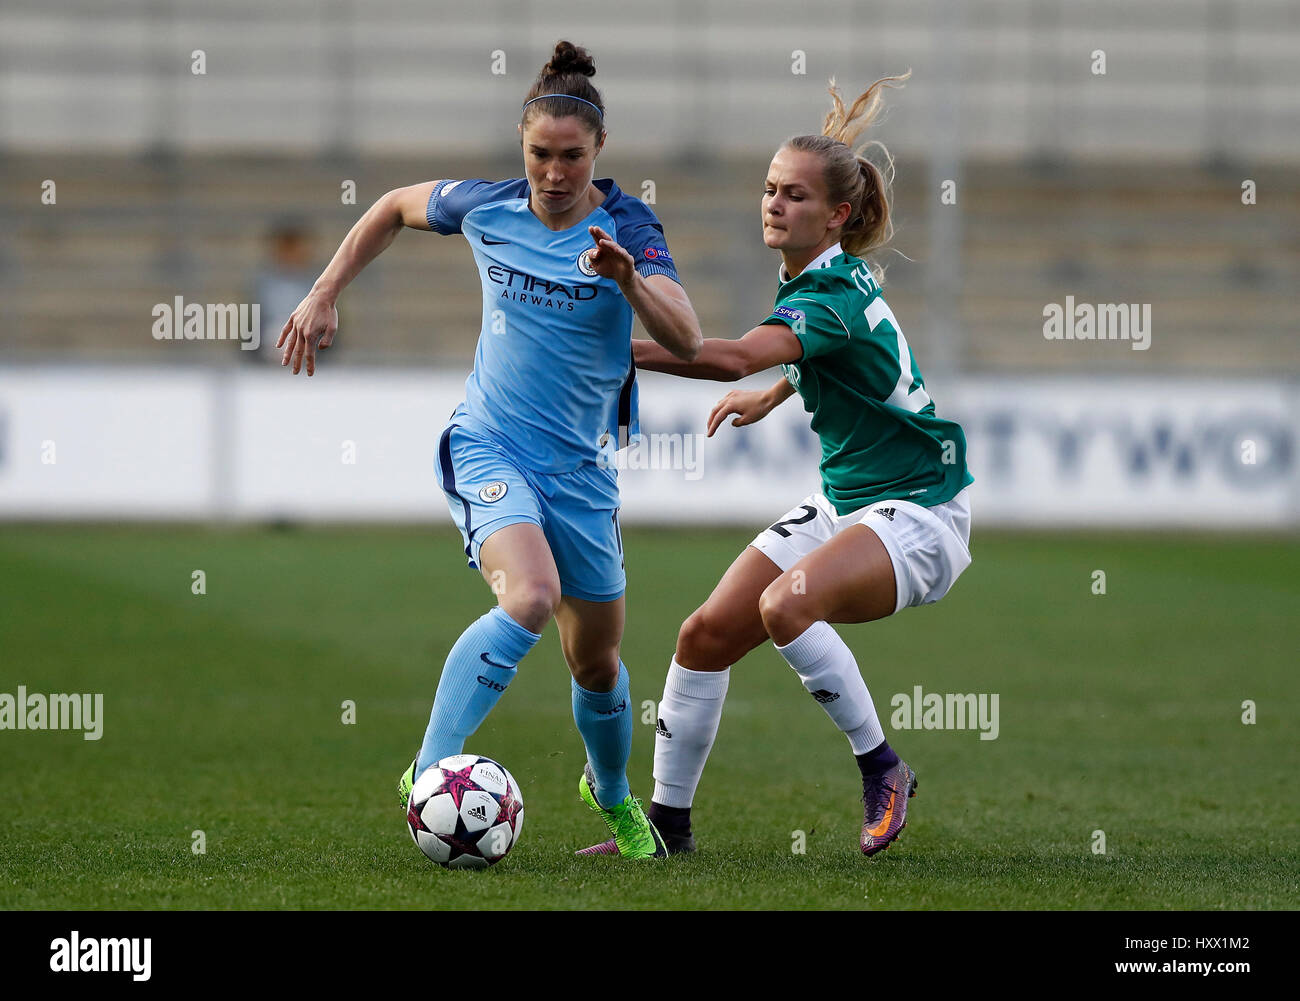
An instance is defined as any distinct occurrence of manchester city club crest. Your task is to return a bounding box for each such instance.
[478,481,508,503]
[577,249,598,277]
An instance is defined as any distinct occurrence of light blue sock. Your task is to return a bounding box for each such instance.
[572,661,633,806]
[416,606,540,774]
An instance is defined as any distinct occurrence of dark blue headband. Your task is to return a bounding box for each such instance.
[522,94,604,119]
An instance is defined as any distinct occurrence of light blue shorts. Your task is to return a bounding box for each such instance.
[436,421,625,602]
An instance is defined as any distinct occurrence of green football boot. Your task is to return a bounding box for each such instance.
[397,755,418,811]
[575,763,668,859]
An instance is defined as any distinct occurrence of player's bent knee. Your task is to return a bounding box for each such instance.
[674,611,710,666]
[569,653,620,693]
[758,580,813,645]
[499,580,561,634]
[675,610,725,669]
[676,608,751,670]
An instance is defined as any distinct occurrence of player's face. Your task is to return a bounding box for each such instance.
[519,115,605,220]
[762,148,850,252]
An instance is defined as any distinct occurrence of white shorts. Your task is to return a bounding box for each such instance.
[750,486,973,615]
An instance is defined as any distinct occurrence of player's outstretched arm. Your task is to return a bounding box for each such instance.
[278,181,439,376]
[706,378,797,436]
[632,323,802,381]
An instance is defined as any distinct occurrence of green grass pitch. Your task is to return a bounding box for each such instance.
[0,525,1295,910]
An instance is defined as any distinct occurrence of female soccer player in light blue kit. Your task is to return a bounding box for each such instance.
[277,41,702,859]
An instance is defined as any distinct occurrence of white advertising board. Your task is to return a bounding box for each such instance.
[0,367,1295,528]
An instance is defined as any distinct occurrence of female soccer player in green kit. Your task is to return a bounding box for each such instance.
[619,72,973,859]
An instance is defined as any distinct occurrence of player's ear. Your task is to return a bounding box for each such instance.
[830,201,852,230]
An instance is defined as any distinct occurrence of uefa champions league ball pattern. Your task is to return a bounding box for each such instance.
[407,754,524,868]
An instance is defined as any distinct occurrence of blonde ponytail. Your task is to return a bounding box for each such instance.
[784,71,910,277]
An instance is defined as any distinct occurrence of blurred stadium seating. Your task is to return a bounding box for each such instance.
[1,0,1297,372]
[2,153,1296,372]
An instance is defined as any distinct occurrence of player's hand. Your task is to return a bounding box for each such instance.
[277,290,338,376]
[707,389,776,437]
[587,225,636,287]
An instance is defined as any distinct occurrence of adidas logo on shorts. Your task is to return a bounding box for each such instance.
[874,507,896,521]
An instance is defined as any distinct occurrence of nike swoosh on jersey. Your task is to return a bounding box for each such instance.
[480,235,509,245]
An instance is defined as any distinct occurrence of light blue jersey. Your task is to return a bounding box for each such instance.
[427,176,681,599]
[427,177,679,472]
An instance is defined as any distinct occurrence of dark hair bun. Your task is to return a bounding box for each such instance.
[543,40,596,78]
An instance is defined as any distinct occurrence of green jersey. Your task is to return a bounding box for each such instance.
[764,245,973,515]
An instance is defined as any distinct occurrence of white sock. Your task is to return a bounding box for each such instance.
[651,659,730,808]
[775,621,885,754]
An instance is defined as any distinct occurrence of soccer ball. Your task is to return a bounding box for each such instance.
[406,754,524,869]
